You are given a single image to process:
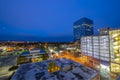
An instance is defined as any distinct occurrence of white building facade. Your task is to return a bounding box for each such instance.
[81,35,110,61]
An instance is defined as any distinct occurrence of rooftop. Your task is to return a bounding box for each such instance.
[20,51,30,56]
[74,17,93,25]
[30,48,41,51]
[11,58,98,80]
[30,48,46,54]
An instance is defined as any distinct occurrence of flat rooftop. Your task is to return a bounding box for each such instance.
[11,58,98,80]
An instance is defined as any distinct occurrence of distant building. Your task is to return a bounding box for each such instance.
[29,48,46,55]
[17,48,48,64]
[17,51,30,64]
[73,17,94,42]
[99,27,111,35]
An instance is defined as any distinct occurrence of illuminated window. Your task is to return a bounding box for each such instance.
[109,30,120,63]
[111,63,120,73]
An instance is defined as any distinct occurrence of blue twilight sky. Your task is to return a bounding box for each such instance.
[0,0,120,41]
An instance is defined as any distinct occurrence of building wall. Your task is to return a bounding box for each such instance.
[81,35,110,62]
[109,30,120,78]
[81,29,120,79]
[99,36,110,61]
[81,35,111,80]
[93,36,99,59]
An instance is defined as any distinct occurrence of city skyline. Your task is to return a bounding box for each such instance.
[0,0,120,41]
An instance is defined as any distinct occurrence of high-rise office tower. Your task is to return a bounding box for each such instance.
[73,17,94,42]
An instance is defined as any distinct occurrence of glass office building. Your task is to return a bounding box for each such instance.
[73,17,94,42]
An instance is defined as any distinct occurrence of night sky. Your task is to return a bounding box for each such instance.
[0,0,120,42]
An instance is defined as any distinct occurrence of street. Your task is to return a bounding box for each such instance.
[0,54,17,80]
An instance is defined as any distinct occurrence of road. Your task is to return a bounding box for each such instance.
[0,55,18,80]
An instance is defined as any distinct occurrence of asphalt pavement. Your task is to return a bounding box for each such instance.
[0,54,18,80]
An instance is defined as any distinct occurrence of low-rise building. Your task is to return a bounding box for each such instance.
[17,48,48,64]
[12,58,100,80]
